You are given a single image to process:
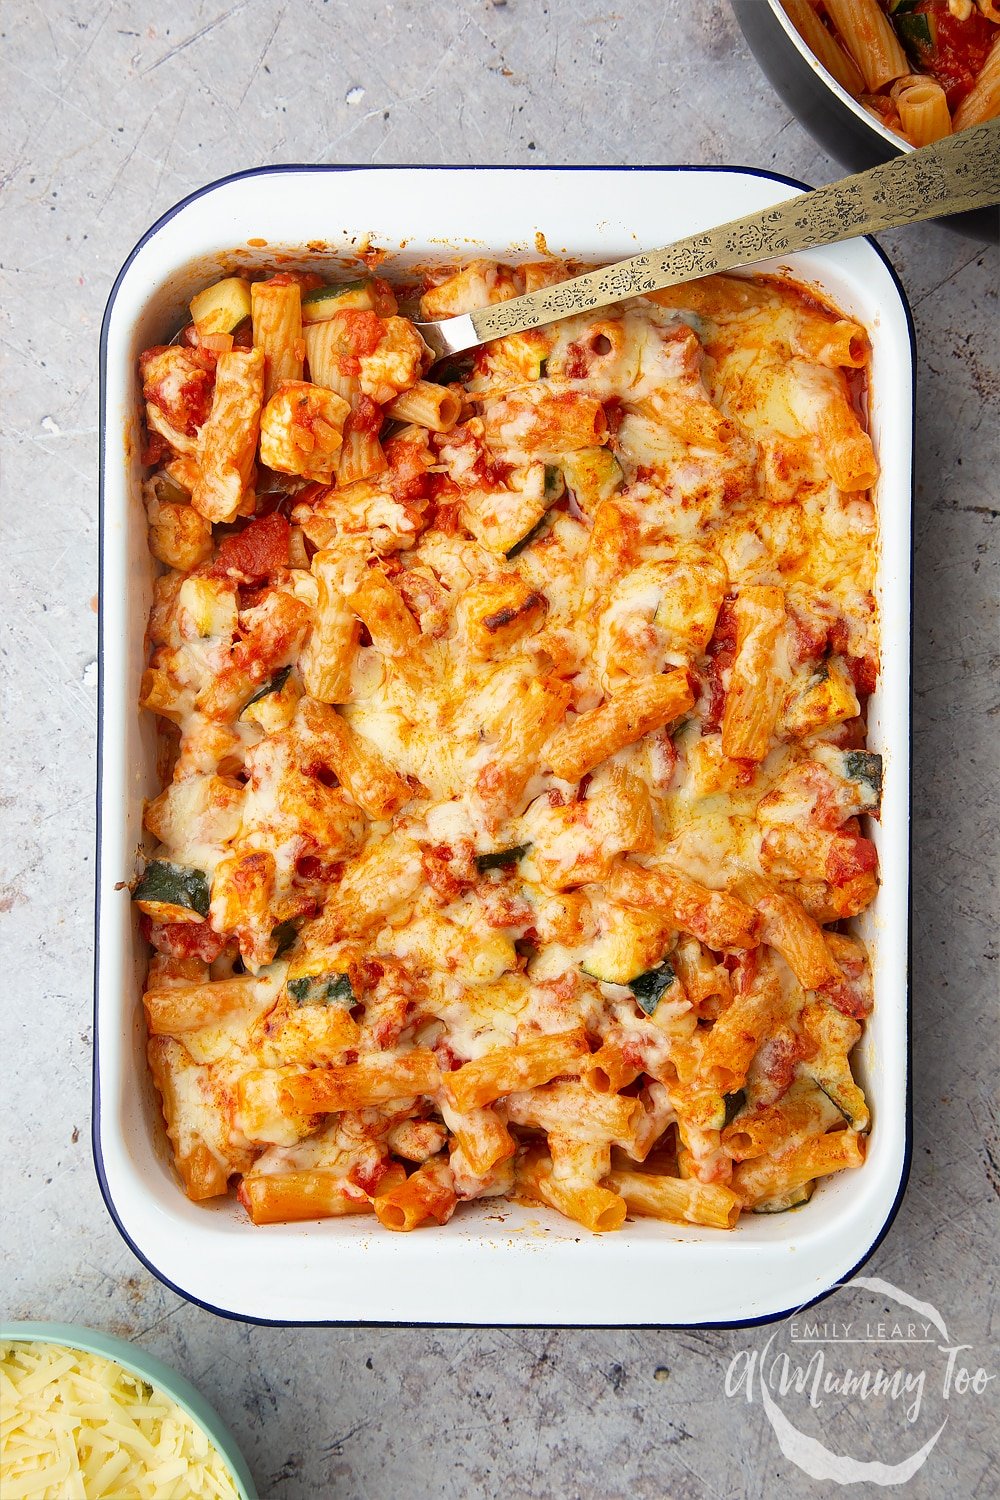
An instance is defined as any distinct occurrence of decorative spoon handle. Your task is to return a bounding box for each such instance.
[420,118,999,357]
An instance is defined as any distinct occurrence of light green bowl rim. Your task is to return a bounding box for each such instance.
[1,1321,257,1499]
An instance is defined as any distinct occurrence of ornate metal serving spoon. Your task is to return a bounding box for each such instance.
[414,118,999,361]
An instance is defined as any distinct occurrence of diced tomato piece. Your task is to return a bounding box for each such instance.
[347,392,384,437]
[141,427,170,466]
[148,918,227,963]
[703,596,738,733]
[370,278,398,318]
[819,975,872,1020]
[213,512,290,581]
[385,436,433,503]
[336,309,386,358]
[603,398,625,436]
[913,4,996,108]
[563,342,591,380]
[295,852,345,885]
[826,830,879,886]
[757,1030,807,1101]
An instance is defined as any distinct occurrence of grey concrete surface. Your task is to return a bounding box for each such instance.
[1,2,997,1496]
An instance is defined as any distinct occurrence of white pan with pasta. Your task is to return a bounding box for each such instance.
[97,165,912,1326]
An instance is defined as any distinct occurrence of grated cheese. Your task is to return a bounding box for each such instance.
[0,1341,241,1500]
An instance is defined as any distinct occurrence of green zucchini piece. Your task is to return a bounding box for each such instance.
[288,972,355,1007]
[844,750,883,801]
[888,1,935,67]
[189,276,252,335]
[241,665,291,717]
[543,464,565,502]
[811,1075,869,1131]
[560,447,624,512]
[271,919,300,959]
[301,280,375,322]
[504,513,551,560]
[723,1088,747,1128]
[133,860,210,918]
[752,1182,815,1214]
[476,843,530,872]
[434,354,475,385]
[629,961,679,1017]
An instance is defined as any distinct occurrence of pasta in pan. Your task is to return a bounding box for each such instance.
[134,257,882,1233]
[782,0,1000,143]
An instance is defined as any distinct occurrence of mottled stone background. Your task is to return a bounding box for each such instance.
[2,2,997,1496]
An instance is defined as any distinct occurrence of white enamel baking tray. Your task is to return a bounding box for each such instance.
[96,166,912,1326]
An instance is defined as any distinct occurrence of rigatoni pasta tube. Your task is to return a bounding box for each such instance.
[298,696,413,819]
[304,318,359,402]
[547,670,694,782]
[191,347,264,523]
[954,34,1000,130]
[892,75,952,145]
[440,1102,516,1177]
[446,1028,589,1112]
[283,1048,442,1113]
[386,380,461,432]
[147,1038,232,1200]
[337,397,387,484]
[605,1169,741,1229]
[736,873,838,990]
[252,279,304,402]
[699,965,788,1095]
[823,0,908,90]
[733,1130,866,1207]
[373,1156,457,1230]
[583,1040,644,1095]
[793,317,870,369]
[516,1146,626,1233]
[239,1169,390,1225]
[722,585,786,762]
[606,862,759,951]
[505,1081,642,1142]
[780,0,866,96]
[347,566,421,658]
[300,543,365,705]
[144,975,265,1035]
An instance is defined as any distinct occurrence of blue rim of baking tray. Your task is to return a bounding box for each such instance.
[94,162,915,1330]
[1,1321,257,1498]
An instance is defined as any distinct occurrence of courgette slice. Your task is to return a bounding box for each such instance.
[723,1088,747,1128]
[189,277,253,335]
[240,665,292,718]
[844,749,883,802]
[301,280,375,323]
[133,860,211,920]
[581,908,671,987]
[271,919,300,960]
[476,843,530,872]
[751,1182,815,1214]
[543,464,565,503]
[560,447,623,513]
[811,1075,869,1131]
[629,960,681,1016]
[504,513,551,560]
[288,972,355,1007]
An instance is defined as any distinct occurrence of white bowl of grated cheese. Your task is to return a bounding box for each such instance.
[0,1323,256,1500]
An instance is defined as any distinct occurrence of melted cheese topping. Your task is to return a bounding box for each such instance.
[136,265,881,1231]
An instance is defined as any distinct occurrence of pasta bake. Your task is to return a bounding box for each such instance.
[134,256,882,1235]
